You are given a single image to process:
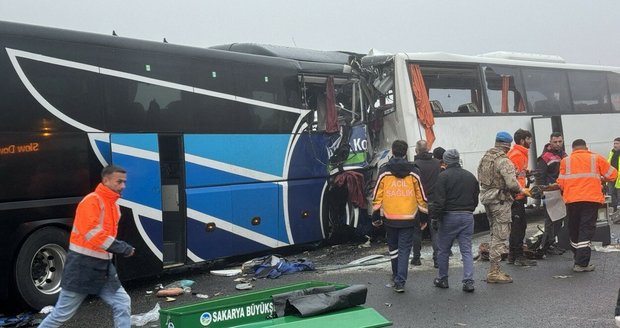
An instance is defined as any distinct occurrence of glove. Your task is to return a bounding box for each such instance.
[521,188,532,197]
[431,219,439,231]
[371,211,383,227]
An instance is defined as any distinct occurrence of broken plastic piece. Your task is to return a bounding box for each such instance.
[130,303,160,326]
[165,297,176,302]
[210,269,242,276]
[194,293,209,299]
[235,283,254,290]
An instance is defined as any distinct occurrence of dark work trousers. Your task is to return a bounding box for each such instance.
[541,211,564,250]
[566,201,600,266]
[616,287,620,316]
[609,182,619,212]
[509,199,527,257]
[385,225,414,286]
[412,213,437,261]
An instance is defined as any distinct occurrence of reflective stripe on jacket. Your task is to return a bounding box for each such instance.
[372,172,428,220]
[508,144,529,200]
[557,149,618,204]
[69,183,121,260]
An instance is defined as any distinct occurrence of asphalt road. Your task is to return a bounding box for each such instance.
[25,215,620,327]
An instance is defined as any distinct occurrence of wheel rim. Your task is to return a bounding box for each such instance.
[30,244,66,295]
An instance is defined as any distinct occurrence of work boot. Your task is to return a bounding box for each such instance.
[433,277,449,289]
[513,256,537,267]
[410,257,422,266]
[507,253,516,264]
[487,263,513,284]
[462,279,475,293]
[573,264,595,272]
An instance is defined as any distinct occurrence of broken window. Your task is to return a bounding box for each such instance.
[301,75,360,132]
[416,65,483,114]
[483,66,527,113]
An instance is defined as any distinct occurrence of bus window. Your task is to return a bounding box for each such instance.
[19,58,105,131]
[522,68,572,113]
[608,73,620,111]
[568,71,611,112]
[103,76,183,132]
[418,65,483,114]
[483,66,527,113]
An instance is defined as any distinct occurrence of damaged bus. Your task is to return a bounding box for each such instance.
[358,50,620,202]
[0,21,369,309]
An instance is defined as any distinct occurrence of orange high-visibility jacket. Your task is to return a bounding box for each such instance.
[508,144,529,200]
[372,172,428,220]
[69,183,121,260]
[557,149,618,204]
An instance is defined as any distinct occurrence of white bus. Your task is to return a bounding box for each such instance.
[359,50,620,211]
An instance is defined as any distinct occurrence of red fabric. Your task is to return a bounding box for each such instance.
[325,76,338,133]
[408,65,435,147]
[333,171,366,209]
[501,76,509,113]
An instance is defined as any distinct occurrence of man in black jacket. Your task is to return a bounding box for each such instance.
[430,149,480,292]
[411,140,441,267]
[535,132,567,255]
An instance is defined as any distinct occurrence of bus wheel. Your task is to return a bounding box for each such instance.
[15,227,68,310]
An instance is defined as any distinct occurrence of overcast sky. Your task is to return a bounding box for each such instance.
[2,0,619,66]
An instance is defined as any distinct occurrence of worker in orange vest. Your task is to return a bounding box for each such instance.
[507,129,537,266]
[557,139,617,272]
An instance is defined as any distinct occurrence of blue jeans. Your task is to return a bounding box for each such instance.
[38,280,131,328]
[385,225,414,286]
[437,212,474,283]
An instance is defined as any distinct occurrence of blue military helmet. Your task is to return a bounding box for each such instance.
[495,131,513,143]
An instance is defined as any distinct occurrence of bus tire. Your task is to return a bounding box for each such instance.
[14,227,69,310]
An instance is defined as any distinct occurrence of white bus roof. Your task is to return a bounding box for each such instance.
[367,51,620,73]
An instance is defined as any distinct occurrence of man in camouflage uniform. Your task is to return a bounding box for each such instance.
[477,131,530,283]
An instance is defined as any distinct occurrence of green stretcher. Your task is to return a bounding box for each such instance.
[159,281,391,328]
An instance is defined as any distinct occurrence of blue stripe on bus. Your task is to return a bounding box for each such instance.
[185,162,259,187]
[184,134,290,177]
[95,139,112,164]
[112,152,162,210]
[111,134,160,153]
[186,217,273,259]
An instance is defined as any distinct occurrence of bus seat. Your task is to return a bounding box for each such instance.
[429,100,444,113]
[534,100,559,113]
[457,103,479,113]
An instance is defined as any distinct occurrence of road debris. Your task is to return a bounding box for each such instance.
[194,293,209,299]
[235,283,254,290]
[552,275,572,279]
[156,287,184,297]
[165,297,176,302]
[210,269,242,276]
[130,303,160,327]
[593,244,620,252]
[39,305,54,314]
[384,303,392,307]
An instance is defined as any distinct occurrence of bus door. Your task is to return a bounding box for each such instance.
[110,134,186,269]
[531,116,563,159]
